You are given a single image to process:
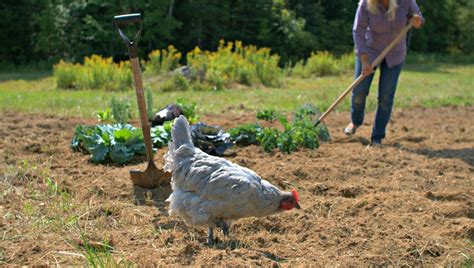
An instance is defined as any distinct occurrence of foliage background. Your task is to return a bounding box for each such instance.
[1,0,472,68]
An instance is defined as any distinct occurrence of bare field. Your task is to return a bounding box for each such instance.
[1,106,473,266]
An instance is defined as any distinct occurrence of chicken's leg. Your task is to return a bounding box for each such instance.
[215,218,230,236]
[207,227,214,246]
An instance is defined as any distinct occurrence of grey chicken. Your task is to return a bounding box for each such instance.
[164,115,300,245]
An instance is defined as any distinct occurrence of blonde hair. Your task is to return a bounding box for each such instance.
[367,0,399,21]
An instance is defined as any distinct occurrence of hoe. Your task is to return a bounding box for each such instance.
[114,13,171,188]
[313,22,414,130]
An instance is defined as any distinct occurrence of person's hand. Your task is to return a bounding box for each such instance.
[361,61,374,76]
[410,14,423,29]
[360,54,374,76]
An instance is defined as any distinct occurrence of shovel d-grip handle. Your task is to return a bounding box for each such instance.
[114,13,154,161]
[114,13,142,58]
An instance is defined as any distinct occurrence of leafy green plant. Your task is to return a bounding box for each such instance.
[230,105,328,153]
[258,127,281,152]
[151,122,172,148]
[256,113,320,153]
[96,107,113,122]
[71,124,143,164]
[256,109,278,122]
[176,98,199,124]
[228,123,263,146]
[71,123,171,164]
[294,104,331,141]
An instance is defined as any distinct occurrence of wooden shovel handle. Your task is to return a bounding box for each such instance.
[130,57,154,161]
[314,23,413,127]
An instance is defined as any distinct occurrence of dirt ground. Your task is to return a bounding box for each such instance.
[1,106,473,266]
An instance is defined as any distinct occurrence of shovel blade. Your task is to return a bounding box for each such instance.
[130,162,171,188]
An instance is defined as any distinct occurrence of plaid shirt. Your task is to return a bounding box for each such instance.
[353,0,424,67]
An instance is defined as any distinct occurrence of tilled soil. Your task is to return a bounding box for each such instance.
[1,106,473,266]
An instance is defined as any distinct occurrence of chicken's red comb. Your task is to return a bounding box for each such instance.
[291,189,299,202]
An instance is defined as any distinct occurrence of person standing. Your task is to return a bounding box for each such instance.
[344,0,424,146]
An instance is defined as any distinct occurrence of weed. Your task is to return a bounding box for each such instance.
[96,97,132,124]
[77,233,114,267]
[146,87,154,120]
[1,160,44,186]
[69,228,135,267]
[460,252,472,268]
[110,97,132,124]
[23,202,35,216]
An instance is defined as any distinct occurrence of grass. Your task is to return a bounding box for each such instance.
[0,159,134,265]
[0,60,472,119]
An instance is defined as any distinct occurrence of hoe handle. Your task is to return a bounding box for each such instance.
[314,23,413,127]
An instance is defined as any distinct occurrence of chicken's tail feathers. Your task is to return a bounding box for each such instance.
[164,115,195,173]
[171,115,193,149]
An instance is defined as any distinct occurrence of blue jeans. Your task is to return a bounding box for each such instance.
[351,57,403,142]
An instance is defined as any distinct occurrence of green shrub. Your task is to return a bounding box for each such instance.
[186,40,282,89]
[53,55,132,91]
[160,73,189,92]
[306,51,340,76]
[338,53,355,74]
[190,81,211,91]
[289,51,355,78]
[247,45,283,87]
[144,45,182,76]
[54,60,81,89]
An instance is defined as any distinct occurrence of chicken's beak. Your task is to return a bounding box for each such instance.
[295,203,301,209]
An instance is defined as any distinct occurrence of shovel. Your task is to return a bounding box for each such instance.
[114,13,171,188]
[313,22,414,129]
